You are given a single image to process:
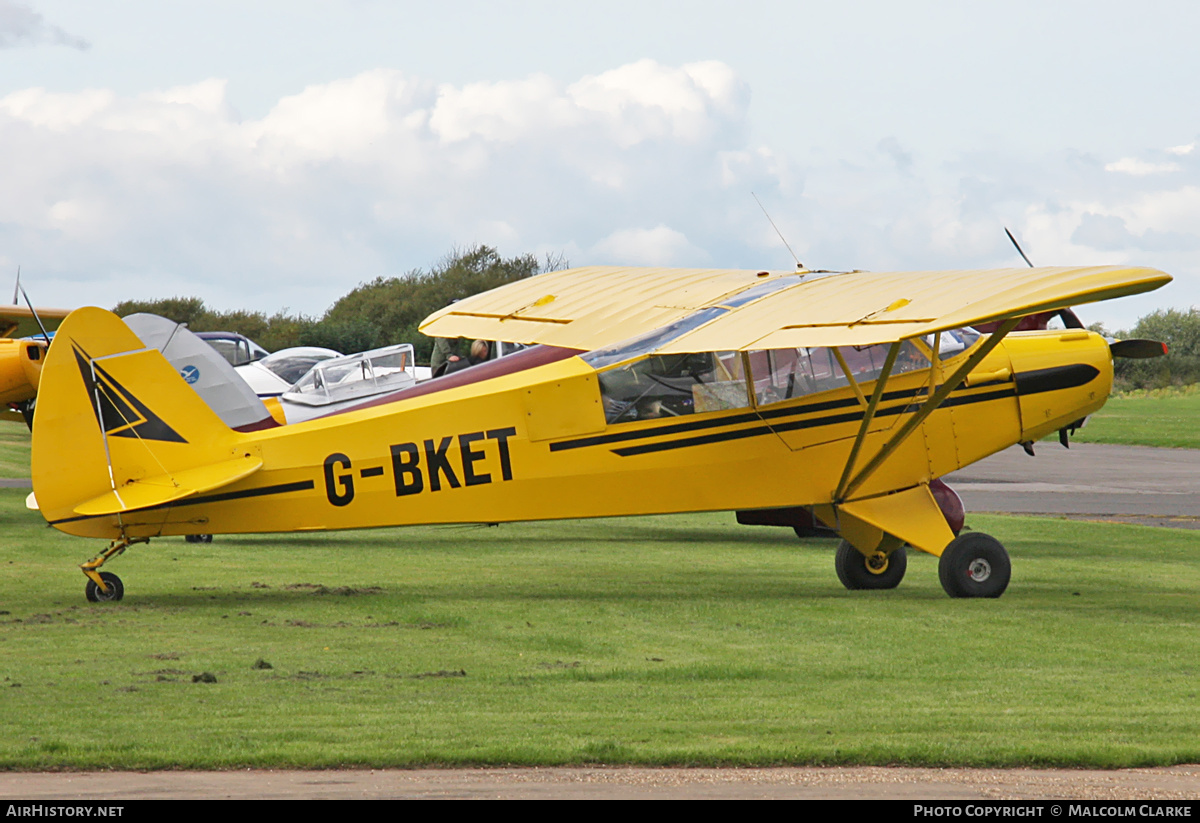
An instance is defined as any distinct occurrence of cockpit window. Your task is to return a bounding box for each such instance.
[581,277,805,371]
[204,338,245,366]
[260,348,341,385]
[597,350,750,424]
[926,327,981,357]
[592,319,987,425]
[582,307,728,371]
[750,341,929,406]
[199,334,271,366]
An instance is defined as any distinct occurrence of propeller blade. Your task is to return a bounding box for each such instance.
[1110,339,1169,359]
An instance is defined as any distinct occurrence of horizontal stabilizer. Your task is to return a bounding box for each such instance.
[74,455,263,516]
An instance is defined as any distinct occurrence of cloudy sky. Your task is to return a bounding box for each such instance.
[2,0,1198,330]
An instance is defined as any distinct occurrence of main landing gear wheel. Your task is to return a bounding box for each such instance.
[85,572,124,603]
[938,533,1011,598]
[835,540,907,590]
[185,534,213,544]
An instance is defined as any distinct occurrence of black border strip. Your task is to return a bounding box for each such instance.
[553,381,1013,454]
[550,385,939,452]
[47,480,316,526]
[553,360,1088,457]
[610,387,1015,456]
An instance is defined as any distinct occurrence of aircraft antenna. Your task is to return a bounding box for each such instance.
[1004,227,1034,268]
[752,192,805,271]
[18,281,52,346]
[12,266,19,305]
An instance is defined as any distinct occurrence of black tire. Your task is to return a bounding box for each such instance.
[938,533,1011,598]
[834,540,907,590]
[185,534,213,544]
[85,572,124,603]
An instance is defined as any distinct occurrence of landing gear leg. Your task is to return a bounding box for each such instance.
[80,535,147,603]
[938,533,1011,598]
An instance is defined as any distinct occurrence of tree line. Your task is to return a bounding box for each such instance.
[113,246,1200,389]
[112,246,564,364]
[1109,308,1200,391]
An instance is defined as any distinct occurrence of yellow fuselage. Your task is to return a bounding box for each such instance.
[44,329,1112,542]
[0,338,45,406]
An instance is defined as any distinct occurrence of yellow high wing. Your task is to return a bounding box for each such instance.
[0,304,72,340]
[419,264,1170,351]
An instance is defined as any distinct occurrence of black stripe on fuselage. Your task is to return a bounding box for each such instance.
[1015,364,1100,396]
[46,480,317,526]
[549,385,938,453]
[609,386,1016,457]
[550,375,1019,455]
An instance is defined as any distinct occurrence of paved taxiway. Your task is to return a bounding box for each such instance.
[946,442,1200,528]
[1,765,1199,800]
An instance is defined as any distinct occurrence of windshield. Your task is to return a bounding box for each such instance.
[582,307,728,371]
[259,347,341,385]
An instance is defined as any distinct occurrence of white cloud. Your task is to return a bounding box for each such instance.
[2,56,1197,332]
[253,69,428,160]
[567,59,748,148]
[1104,157,1181,176]
[589,225,702,267]
[0,60,778,314]
[429,74,571,143]
[0,87,115,130]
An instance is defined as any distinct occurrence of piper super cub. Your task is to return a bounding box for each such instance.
[29,264,1170,601]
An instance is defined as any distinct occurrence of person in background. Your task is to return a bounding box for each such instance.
[431,336,465,377]
[443,339,490,375]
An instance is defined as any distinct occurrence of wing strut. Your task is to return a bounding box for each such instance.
[836,317,1021,503]
[833,341,901,501]
[830,347,870,408]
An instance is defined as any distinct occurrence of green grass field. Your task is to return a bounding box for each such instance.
[0,426,31,479]
[1072,385,1200,449]
[2,489,1197,770]
[1,381,1195,770]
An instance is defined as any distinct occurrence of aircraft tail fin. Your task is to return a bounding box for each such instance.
[32,307,262,530]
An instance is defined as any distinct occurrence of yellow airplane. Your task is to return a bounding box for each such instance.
[0,304,72,423]
[30,264,1170,602]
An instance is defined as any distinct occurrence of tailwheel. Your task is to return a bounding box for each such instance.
[938,532,1011,598]
[835,539,907,590]
[85,571,124,603]
[80,535,146,603]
